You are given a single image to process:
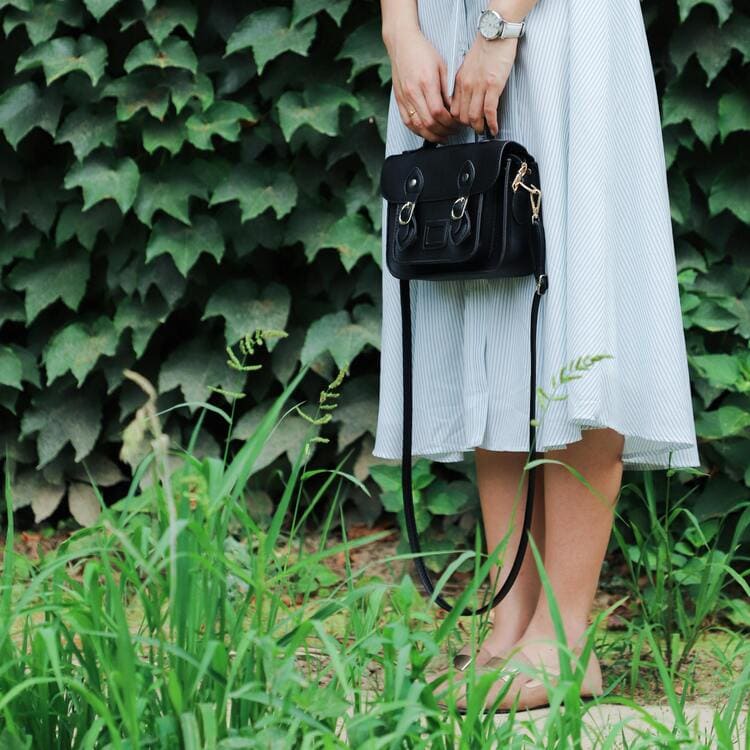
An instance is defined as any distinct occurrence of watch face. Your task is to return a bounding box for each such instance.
[479,11,502,38]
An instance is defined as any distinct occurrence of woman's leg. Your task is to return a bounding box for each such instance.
[458,447,546,655]
[513,426,625,677]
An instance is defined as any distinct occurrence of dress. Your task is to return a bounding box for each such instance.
[372,0,702,471]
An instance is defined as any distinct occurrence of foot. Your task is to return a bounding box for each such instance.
[446,638,604,713]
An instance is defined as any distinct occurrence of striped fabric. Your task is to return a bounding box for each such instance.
[372,0,702,471]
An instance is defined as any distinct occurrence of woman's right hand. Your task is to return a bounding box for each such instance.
[383,27,462,143]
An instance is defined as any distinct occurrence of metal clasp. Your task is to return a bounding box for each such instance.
[398,201,415,225]
[451,195,468,220]
[536,274,548,295]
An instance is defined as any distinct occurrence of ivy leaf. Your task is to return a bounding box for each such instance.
[170,70,214,114]
[662,72,719,148]
[695,405,750,440]
[9,472,62,521]
[144,0,198,44]
[203,280,291,346]
[301,308,379,370]
[55,202,122,250]
[100,70,171,121]
[225,7,317,74]
[291,0,351,26]
[64,153,140,213]
[124,35,198,74]
[159,336,246,407]
[142,113,189,155]
[83,0,120,21]
[44,317,119,386]
[3,0,84,45]
[113,294,169,357]
[68,482,101,527]
[718,88,750,140]
[329,374,378,451]
[16,35,108,86]
[134,163,208,226]
[677,0,733,24]
[709,165,750,224]
[185,100,258,149]
[690,353,742,390]
[0,81,63,149]
[0,225,41,267]
[320,213,379,272]
[21,388,102,467]
[7,253,89,322]
[55,106,117,161]
[276,83,358,140]
[145,214,224,276]
[0,346,23,389]
[210,165,298,221]
[336,20,391,83]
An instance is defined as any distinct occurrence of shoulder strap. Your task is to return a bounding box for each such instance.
[398,219,547,616]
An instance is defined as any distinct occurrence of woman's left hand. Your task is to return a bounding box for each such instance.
[451,35,518,136]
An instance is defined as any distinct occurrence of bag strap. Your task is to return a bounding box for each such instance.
[398,218,548,616]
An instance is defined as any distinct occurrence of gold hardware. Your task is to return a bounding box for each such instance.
[536,274,547,295]
[451,195,468,220]
[512,160,542,222]
[512,161,528,191]
[398,201,415,225]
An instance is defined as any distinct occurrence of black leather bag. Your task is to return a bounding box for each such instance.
[379,122,548,615]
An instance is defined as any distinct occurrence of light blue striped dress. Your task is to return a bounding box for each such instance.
[372,0,702,471]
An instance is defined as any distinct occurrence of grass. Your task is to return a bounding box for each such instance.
[0,356,748,748]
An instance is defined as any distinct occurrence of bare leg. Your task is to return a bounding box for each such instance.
[456,447,546,656]
[513,426,625,681]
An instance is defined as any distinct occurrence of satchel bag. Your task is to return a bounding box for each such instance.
[379,121,548,616]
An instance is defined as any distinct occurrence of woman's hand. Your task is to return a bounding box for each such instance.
[383,27,462,143]
[451,35,519,136]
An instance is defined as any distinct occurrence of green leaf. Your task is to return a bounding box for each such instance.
[64,154,140,213]
[113,295,169,357]
[124,35,198,74]
[16,35,108,86]
[21,388,102,467]
[0,346,23,389]
[225,7,317,74]
[210,166,298,221]
[662,72,719,148]
[44,317,119,386]
[718,89,750,140]
[0,81,63,149]
[101,71,171,121]
[425,479,473,515]
[3,1,84,45]
[55,106,117,161]
[7,253,89,322]
[669,13,734,82]
[695,405,750,440]
[144,0,198,44]
[158,336,246,407]
[276,83,358,140]
[145,214,224,276]
[291,0,351,26]
[678,0,734,23]
[329,374,378,451]
[335,20,391,83]
[689,353,742,390]
[55,202,122,250]
[83,0,120,21]
[0,226,41,267]
[319,213,379,272]
[134,163,208,226]
[170,71,214,114]
[203,280,291,346]
[709,165,750,224]
[301,308,379,370]
[185,100,258,149]
[142,114,189,156]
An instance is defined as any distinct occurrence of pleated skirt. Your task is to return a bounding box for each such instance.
[372,0,701,470]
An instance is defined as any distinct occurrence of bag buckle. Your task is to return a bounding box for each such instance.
[398,201,416,225]
[451,195,468,220]
[512,161,542,222]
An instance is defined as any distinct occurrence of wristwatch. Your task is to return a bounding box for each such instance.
[477,8,526,40]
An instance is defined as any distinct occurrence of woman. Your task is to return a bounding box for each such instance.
[373,0,701,711]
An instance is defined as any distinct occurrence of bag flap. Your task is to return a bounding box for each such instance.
[380,138,522,203]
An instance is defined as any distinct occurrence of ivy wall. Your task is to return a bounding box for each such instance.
[0,0,747,559]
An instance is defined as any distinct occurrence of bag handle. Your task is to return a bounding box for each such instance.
[421,118,495,150]
[398,211,548,616]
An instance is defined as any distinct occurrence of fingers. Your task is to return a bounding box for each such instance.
[483,85,502,136]
[467,85,486,134]
[397,70,460,142]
